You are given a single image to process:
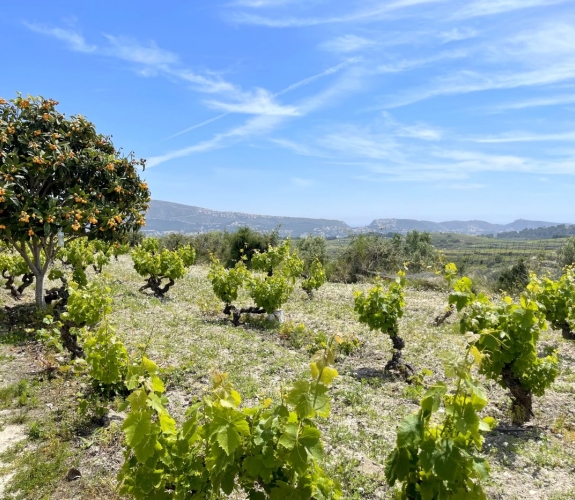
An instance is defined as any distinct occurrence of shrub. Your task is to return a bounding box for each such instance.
[557,237,575,268]
[226,227,279,268]
[296,235,328,273]
[497,259,529,294]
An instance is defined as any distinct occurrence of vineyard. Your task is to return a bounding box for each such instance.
[0,249,574,499]
[0,94,574,497]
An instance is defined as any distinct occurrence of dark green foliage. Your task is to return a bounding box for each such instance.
[558,237,575,268]
[328,231,437,283]
[158,232,194,252]
[403,230,437,272]
[226,226,279,268]
[188,231,229,264]
[0,94,150,306]
[497,259,529,294]
[296,235,328,273]
[328,234,402,283]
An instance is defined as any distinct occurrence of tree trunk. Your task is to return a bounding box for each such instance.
[502,365,533,425]
[561,324,574,340]
[35,271,46,308]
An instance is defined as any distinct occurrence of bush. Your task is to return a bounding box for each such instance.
[558,237,575,268]
[328,234,402,283]
[158,232,194,252]
[497,259,529,294]
[226,227,279,268]
[296,235,328,273]
[189,231,229,264]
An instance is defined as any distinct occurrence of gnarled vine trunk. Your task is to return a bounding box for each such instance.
[502,365,533,425]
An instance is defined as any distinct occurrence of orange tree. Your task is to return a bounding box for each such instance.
[0,94,151,306]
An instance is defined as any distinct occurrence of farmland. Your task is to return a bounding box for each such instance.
[0,253,574,499]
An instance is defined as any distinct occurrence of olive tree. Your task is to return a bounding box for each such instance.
[0,94,151,306]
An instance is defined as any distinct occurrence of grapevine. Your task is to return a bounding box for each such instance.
[528,266,575,339]
[0,247,34,300]
[354,271,413,377]
[118,344,341,499]
[386,345,496,499]
[302,258,326,298]
[449,268,559,424]
[209,240,304,326]
[132,237,196,297]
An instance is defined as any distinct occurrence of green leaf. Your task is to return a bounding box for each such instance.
[472,457,490,479]
[385,447,411,485]
[420,383,447,414]
[142,356,159,375]
[123,410,160,463]
[212,408,250,456]
[432,440,459,482]
[270,481,310,500]
[123,410,151,448]
[287,380,313,418]
[159,412,176,435]
[151,376,165,394]
[244,455,265,478]
[396,413,423,448]
[278,422,298,450]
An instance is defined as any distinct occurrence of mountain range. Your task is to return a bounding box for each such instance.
[144,200,569,237]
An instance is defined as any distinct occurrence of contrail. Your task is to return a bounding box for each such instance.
[165,113,229,140]
[165,58,357,139]
[275,58,358,97]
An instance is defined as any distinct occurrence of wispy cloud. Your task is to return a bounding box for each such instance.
[103,35,180,66]
[229,0,447,27]
[25,22,96,53]
[205,89,301,116]
[492,94,575,110]
[320,35,375,53]
[386,52,575,107]
[165,58,358,139]
[377,49,469,74]
[438,27,478,43]
[147,114,286,167]
[472,131,575,143]
[452,0,566,19]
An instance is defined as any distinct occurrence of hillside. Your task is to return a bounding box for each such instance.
[144,200,351,237]
[145,200,567,237]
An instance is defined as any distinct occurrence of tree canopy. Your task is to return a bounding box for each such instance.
[0,94,151,305]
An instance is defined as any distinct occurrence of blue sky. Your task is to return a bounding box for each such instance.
[2,1,575,226]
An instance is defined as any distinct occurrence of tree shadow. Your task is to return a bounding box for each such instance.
[484,422,547,472]
[351,367,397,382]
[0,303,44,345]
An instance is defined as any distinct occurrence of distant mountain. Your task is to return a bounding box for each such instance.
[366,218,566,236]
[144,200,568,238]
[496,224,575,240]
[144,200,351,238]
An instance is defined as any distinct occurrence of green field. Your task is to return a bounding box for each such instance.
[325,234,570,279]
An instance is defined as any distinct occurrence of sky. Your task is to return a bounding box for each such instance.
[2,1,575,226]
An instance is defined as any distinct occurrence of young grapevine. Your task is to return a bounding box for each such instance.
[354,272,413,376]
[118,346,342,499]
[449,269,559,424]
[527,266,575,339]
[386,346,495,499]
